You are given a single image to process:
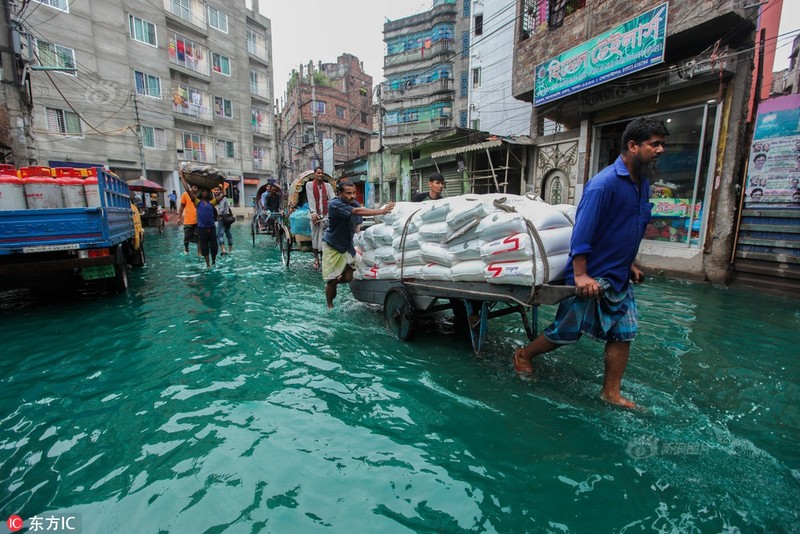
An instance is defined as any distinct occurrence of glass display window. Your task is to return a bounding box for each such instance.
[592,103,718,247]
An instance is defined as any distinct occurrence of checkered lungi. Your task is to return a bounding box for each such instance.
[543,281,638,344]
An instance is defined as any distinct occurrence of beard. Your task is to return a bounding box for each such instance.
[633,154,658,181]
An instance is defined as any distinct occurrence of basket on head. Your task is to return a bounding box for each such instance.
[179,162,226,190]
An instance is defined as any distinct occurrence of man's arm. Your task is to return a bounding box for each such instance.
[177,195,185,226]
[180,175,197,202]
[630,264,645,284]
[572,254,600,298]
[352,202,395,217]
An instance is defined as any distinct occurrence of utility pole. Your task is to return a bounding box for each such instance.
[132,92,147,179]
[1,0,34,166]
[377,83,384,205]
[310,61,319,171]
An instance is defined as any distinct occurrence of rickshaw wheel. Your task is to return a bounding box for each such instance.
[279,231,291,266]
[384,288,416,341]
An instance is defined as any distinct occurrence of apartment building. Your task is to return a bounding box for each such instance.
[14,0,276,204]
[278,54,373,182]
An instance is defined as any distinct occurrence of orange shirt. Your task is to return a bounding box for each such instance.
[180,191,197,225]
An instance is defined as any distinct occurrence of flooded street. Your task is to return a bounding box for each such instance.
[1,224,798,532]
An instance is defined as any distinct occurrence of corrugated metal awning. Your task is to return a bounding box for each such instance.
[431,139,503,159]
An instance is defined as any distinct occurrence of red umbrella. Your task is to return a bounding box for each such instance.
[127,178,166,193]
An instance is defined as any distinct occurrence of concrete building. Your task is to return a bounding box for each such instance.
[511,0,766,286]
[381,0,471,149]
[8,0,276,205]
[278,54,373,190]
[467,0,530,135]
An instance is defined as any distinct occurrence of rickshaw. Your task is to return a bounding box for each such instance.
[250,182,283,246]
[278,170,336,267]
[127,178,166,234]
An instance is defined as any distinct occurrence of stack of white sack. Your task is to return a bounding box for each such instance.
[353,194,573,286]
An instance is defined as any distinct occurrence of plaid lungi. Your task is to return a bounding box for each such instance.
[543,281,638,344]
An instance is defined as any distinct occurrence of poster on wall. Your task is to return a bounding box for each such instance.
[745,94,800,207]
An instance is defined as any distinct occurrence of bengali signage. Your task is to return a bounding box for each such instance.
[534,3,668,106]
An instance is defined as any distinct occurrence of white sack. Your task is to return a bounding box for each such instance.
[358,249,379,268]
[476,212,528,241]
[393,248,425,265]
[419,263,452,281]
[480,233,535,262]
[417,221,450,243]
[450,238,484,261]
[377,202,420,225]
[392,232,422,251]
[373,245,396,264]
[554,204,577,225]
[450,260,486,282]
[420,242,456,267]
[419,199,452,222]
[483,253,570,286]
[537,226,573,256]
[445,198,493,228]
[364,223,395,246]
[398,264,424,279]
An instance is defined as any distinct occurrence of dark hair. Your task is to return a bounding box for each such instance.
[621,117,669,152]
[429,172,444,182]
[753,153,767,162]
[314,166,324,173]
[751,188,763,195]
[336,179,354,192]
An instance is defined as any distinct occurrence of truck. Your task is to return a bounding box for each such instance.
[0,168,145,294]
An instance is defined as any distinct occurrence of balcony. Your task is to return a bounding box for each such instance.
[172,84,212,122]
[164,0,206,31]
[168,33,210,77]
[385,39,453,69]
[177,131,214,163]
[251,108,274,137]
[384,78,454,101]
[247,28,269,64]
[384,117,452,136]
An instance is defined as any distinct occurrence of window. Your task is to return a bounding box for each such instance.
[336,134,346,146]
[471,119,480,130]
[460,72,469,96]
[463,0,470,17]
[360,138,366,150]
[216,139,234,158]
[336,106,346,119]
[214,96,232,118]
[474,14,483,36]
[134,71,161,98]
[178,131,211,162]
[207,6,228,33]
[461,31,469,58]
[168,33,210,76]
[45,107,81,134]
[472,67,481,88]
[549,0,586,29]
[361,112,368,124]
[459,110,468,128]
[141,126,167,149]
[247,27,268,60]
[314,101,326,115]
[36,40,75,73]
[129,15,157,46]
[34,0,68,11]
[211,53,231,75]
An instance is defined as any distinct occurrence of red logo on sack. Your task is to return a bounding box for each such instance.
[7,515,24,532]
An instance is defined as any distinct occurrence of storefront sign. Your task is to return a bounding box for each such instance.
[650,198,701,218]
[534,3,668,106]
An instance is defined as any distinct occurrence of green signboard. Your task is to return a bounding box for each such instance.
[534,3,668,106]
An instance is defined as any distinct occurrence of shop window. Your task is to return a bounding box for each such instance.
[593,104,717,247]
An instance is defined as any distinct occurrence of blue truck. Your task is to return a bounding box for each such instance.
[0,168,145,294]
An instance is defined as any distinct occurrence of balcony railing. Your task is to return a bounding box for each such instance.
[250,81,270,100]
[164,0,206,30]
[385,39,453,69]
[384,117,452,136]
[384,78,454,101]
[172,84,212,121]
[168,33,210,76]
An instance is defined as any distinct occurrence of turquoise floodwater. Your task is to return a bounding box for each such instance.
[1,225,798,533]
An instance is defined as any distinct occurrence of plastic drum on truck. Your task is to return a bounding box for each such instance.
[0,165,27,210]
[84,167,101,207]
[20,166,63,209]
[55,167,87,208]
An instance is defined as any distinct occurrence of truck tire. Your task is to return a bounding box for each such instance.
[127,241,145,267]
[108,247,129,294]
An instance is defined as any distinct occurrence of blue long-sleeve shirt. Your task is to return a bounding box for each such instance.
[566,156,652,292]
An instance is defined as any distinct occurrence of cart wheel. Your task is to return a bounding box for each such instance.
[281,232,292,267]
[384,288,416,341]
[251,215,257,246]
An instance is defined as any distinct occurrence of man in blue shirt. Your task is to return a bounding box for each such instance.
[322,179,394,309]
[513,117,668,409]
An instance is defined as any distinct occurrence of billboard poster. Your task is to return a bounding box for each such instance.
[745,94,800,207]
[533,3,668,106]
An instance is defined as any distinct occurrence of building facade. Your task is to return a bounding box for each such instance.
[8,0,276,205]
[512,0,761,285]
[467,0,530,135]
[381,0,471,149]
[278,54,373,185]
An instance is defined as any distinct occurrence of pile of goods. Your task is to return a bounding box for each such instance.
[353,194,577,287]
[179,162,226,190]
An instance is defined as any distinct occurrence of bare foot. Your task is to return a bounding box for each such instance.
[513,348,535,378]
[600,392,639,410]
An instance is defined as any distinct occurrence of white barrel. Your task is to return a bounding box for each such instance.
[24,177,64,209]
[84,177,100,207]
[0,176,27,210]
[60,178,87,207]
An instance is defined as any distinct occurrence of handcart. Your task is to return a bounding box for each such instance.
[349,278,575,355]
[278,170,336,268]
[139,207,165,233]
